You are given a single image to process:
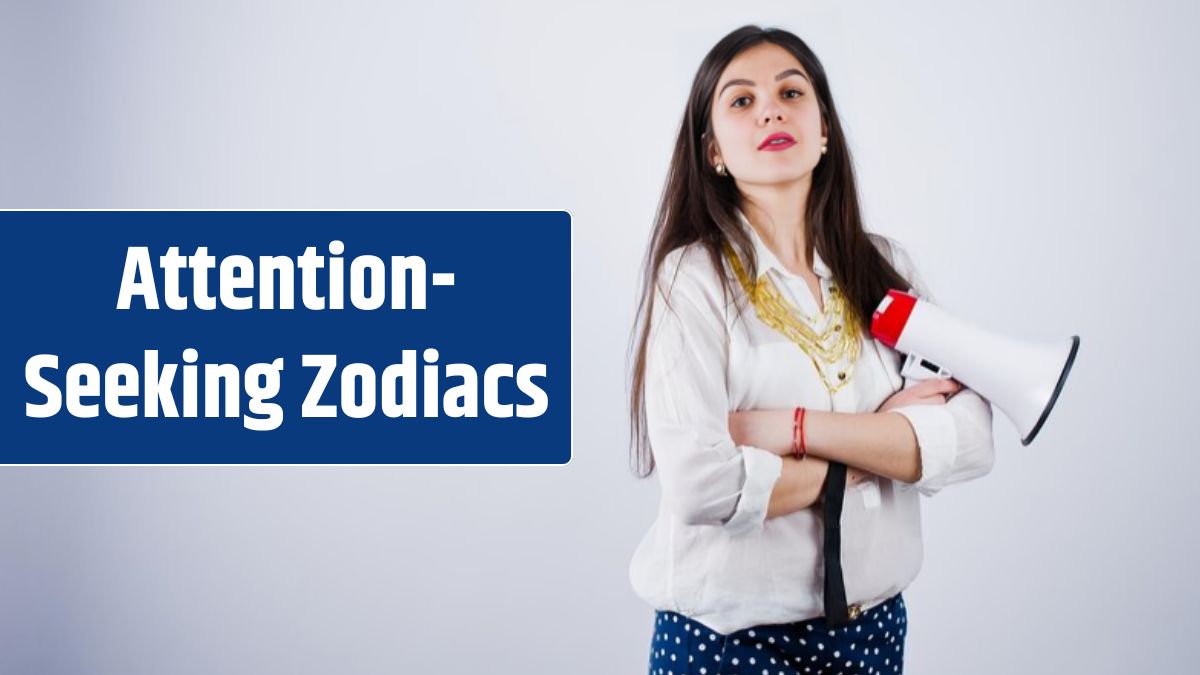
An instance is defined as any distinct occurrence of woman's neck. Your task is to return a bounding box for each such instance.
[739,178,813,274]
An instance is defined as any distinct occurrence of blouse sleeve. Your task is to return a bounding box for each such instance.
[644,246,783,535]
[872,236,997,497]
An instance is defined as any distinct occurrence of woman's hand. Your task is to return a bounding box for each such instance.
[877,377,963,413]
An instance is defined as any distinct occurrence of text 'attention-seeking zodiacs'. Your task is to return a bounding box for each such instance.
[24,242,551,431]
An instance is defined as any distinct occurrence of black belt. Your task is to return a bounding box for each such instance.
[822,461,862,627]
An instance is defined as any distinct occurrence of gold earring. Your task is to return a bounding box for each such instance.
[821,138,828,155]
[715,161,727,176]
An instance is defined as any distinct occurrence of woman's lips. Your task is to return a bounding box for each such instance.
[758,133,796,151]
[759,140,796,152]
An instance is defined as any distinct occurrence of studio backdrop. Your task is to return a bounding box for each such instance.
[1,2,1197,674]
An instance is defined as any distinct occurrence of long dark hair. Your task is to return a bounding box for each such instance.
[628,25,914,477]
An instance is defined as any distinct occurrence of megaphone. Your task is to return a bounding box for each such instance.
[871,289,1080,446]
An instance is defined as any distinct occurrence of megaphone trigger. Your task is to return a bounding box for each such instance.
[899,352,953,383]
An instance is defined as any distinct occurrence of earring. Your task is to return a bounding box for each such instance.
[715,161,727,176]
[821,138,828,155]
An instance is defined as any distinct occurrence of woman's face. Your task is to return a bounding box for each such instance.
[707,43,826,187]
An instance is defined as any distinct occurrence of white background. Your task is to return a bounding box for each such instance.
[1,1,1197,673]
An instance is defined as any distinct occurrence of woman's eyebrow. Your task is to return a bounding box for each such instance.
[718,69,811,97]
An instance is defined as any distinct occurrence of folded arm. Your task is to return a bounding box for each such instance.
[728,377,995,498]
[737,235,997,501]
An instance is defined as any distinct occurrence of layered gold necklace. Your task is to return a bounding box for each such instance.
[724,241,861,396]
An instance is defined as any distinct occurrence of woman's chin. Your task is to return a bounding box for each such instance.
[735,168,814,187]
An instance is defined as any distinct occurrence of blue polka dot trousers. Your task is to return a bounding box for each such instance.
[647,593,907,675]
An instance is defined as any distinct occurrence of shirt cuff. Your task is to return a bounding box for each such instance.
[888,404,958,496]
[723,446,783,536]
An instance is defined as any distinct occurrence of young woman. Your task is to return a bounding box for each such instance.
[627,25,996,675]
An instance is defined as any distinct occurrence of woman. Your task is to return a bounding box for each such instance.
[627,25,996,675]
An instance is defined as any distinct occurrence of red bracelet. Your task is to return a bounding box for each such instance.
[792,406,807,460]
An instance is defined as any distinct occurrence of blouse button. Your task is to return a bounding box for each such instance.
[837,371,846,381]
[834,324,842,332]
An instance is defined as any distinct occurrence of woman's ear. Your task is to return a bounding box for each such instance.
[706,138,722,168]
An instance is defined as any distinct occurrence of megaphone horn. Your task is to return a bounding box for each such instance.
[871,289,1080,446]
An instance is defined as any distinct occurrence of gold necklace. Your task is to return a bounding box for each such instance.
[724,241,861,396]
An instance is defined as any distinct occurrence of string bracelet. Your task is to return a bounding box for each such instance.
[792,406,808,460]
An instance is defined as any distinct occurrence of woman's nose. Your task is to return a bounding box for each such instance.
[760,105,785,124]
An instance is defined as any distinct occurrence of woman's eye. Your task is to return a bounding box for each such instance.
[783,89,804,99]
[732,96,751,108]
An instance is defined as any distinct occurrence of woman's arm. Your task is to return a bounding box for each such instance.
[764,455,877,519]
[734,409,920,482]
[644,247,789,535]
[766,456,829,518]
[729,378,964,484]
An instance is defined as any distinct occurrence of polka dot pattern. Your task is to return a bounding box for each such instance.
[647,594,906,675]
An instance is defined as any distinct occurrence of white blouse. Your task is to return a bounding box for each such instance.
[628,212,996,635]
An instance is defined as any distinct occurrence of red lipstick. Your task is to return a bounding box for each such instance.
[758,132,796,151]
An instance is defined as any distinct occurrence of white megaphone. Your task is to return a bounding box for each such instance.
[871,289,1080,446]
